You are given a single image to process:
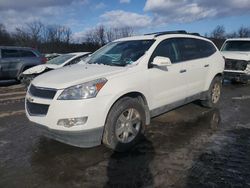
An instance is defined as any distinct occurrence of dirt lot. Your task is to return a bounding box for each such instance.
[0,81,250,188]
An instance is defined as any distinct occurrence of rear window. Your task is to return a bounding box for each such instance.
[221,41,250,52]
[1,49,20,58]
[19,50,37,57]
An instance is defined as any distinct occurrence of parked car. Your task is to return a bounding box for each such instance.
[25,31,224,151]
[0,46,46,80]
[20,52,91,87]
[44,53,61,61]
[221,38,250,83]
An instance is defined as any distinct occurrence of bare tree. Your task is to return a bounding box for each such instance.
[227,31,238,38]
[27,21,43,41]
[210,25,226,39]
[13,27,31,46]
[96,25,105,46]
[0,23,13,45]
[106,26,134,42]
[237,26,250,38]
[43,24,72,43]
[85,25,134,45]
[85,25,106,46]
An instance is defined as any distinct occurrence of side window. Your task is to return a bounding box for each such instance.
[177,38,200,61]
[19,50,37,57]
[195,40,216,57]
[1,49,20,58]
[149,39,180,64]
[177,38,216,61]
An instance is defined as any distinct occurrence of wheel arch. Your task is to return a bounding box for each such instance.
[204,72,223,91]
[105,91,151,126]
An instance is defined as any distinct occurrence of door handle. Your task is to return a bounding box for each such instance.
[180,69,187,73]
[204,64,209,67]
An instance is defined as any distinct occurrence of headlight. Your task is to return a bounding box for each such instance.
[58,78,107,100]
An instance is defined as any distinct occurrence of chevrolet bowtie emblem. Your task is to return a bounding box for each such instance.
[27,96,34,102]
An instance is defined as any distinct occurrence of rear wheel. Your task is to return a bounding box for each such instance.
[201,76,222,108]
[102,97,146,152]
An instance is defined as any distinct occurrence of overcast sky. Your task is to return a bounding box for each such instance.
[1,0,250,41]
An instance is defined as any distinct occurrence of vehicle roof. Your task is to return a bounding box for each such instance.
[115,33,211,43]
[225,38,250,41]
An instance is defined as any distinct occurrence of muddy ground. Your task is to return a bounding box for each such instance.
[0,80,250,188]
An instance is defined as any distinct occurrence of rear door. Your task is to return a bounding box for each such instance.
[0,49,21,79]
[176,38,215,97]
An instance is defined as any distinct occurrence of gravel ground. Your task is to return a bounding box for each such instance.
[0,81,250,188]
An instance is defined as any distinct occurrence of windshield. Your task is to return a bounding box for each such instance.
[221,41,250,52]
[85,40,155,66]
[48,54,75,65]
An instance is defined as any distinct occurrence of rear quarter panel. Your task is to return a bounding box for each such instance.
[203,51,225,91]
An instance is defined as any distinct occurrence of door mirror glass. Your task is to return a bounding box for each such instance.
[152,56,172,67]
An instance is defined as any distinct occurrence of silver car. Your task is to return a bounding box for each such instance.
[0,46,46,80]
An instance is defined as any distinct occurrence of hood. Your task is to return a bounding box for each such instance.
[221,51,250,61]
[32,64,126,89]
[23,64,60,75]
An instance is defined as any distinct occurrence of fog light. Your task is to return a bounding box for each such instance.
[57,117,88,128]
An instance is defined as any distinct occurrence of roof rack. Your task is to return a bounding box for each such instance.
[144,30,187,37]
[144,30,202,37]
[189,32,200,36]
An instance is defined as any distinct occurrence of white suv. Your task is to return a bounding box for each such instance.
[221,38,250,83]
[25,31,224,151]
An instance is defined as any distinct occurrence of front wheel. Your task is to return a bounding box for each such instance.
[201,76,222,108]
[102,97,146,152]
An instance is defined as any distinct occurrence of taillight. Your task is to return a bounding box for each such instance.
[41,57,47,64]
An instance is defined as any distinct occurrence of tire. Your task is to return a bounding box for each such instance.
[102,97,146,152]
[201,76,222,108]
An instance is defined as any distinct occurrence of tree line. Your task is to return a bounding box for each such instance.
[0,21,134,54]
[206,25,250,48]
[0,21,249,53]
[207,25,250,39]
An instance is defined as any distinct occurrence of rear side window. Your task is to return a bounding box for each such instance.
[1,49,20,58]
[177,38,216,61]
[19,50,37,57]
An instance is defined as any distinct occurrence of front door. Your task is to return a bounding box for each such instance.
[147,39,188,110]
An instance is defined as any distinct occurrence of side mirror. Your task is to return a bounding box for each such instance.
[152,56,172,67]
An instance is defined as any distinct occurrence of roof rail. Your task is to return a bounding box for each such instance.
[189,32,200,36]
[144,30,187,37]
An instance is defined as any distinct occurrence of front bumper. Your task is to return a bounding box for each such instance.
[25,91,112,131]
[34,123,104,147]
[25,88,114,147]
[223,70,250,82]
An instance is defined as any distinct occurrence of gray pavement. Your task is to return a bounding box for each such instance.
[0,82,250,187]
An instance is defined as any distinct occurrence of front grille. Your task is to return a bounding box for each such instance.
[225,59,248,71]
[29,84,57,99]
[26,101,49,116]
